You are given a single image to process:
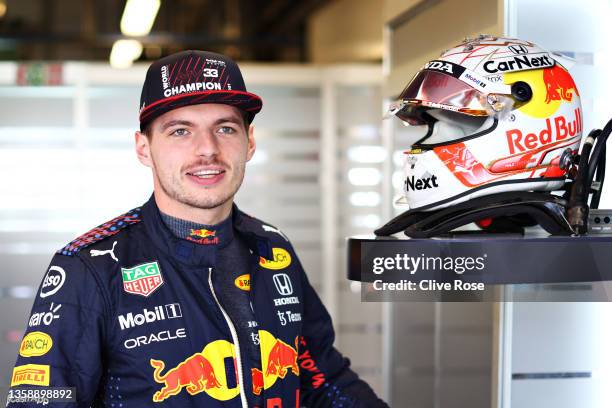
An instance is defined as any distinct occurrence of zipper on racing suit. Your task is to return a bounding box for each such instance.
[208,267,249,408]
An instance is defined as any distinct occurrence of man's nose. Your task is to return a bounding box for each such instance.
[194,131,219,157]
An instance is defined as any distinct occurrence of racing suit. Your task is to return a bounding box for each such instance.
[8,195,388,407]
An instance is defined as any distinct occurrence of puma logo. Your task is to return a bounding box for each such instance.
[262,225,288,241]
[90,241,118,262]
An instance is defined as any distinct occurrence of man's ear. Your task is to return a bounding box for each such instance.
[135,131,153,168]
[246,124,256,162]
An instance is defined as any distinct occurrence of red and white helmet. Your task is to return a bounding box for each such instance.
[389,35,582,211]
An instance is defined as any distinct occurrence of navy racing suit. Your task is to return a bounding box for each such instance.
[8,196,388,407]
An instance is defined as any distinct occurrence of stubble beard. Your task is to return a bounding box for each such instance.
[155,161,247,210]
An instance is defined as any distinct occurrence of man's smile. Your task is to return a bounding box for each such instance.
[186,167,227,186]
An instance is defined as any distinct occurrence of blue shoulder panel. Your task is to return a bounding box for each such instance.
[58,207,142,256]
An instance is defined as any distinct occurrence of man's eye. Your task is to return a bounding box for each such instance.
[218,126,236,134]
[171,128,188,136]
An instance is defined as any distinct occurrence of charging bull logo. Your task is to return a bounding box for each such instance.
[190,229,216,238]
[256,331,300,395]
[265,337,299,378]
[187,228,219,245]
[252,368,264,396]
[543,65,580,104]
[151,333,299,401]
[151,354,221,401]
[504,65,580,119]
[151,339,240,402]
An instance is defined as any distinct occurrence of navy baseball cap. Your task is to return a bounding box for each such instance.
[138,50,263,131]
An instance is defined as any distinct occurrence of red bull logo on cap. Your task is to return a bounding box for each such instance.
[151,339,239,402]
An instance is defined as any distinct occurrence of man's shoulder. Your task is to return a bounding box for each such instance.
[57,206,143,258]
[234,207,292,245]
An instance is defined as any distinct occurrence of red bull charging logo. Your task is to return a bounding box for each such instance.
[150,339,239,402]
[190,228,216,238]
[543,64,580,104]
[151,332,300,402]
[187,228,219,245]
[503,64,580,119]
[257,331,300,394]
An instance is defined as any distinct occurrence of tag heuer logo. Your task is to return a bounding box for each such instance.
[121,261,163,297]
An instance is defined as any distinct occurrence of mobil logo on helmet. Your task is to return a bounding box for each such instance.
[150,339,239,402]
[254,331,300,396]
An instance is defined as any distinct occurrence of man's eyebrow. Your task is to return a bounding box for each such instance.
[212,116,243,126]
[160,120,195,132]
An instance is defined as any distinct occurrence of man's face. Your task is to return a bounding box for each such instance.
[135,103,255,212]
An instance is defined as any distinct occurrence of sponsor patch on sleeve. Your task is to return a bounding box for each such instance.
[19,332,53,357]
[11,364,50,386]
[259,248,292,270]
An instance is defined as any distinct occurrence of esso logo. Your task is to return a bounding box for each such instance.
[40,266,66,298]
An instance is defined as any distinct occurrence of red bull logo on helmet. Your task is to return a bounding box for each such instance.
[151,339,239,402]
[504,64,580,119]
[543,64,580,104]
[506,108,582,155]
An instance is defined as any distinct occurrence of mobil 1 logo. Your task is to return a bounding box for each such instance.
[118,303,182,330]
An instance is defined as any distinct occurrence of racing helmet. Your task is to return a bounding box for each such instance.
[389,35,582,211]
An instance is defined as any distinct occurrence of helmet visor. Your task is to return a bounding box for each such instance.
[393,70,489,124]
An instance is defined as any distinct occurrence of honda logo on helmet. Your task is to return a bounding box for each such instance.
[508,44,528,55]
[424,60,454,75]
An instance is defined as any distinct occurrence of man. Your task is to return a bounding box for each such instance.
[8,50,388,407]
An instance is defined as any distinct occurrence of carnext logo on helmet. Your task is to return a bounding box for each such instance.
[406,174,439,191]
[483,54,554,74]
